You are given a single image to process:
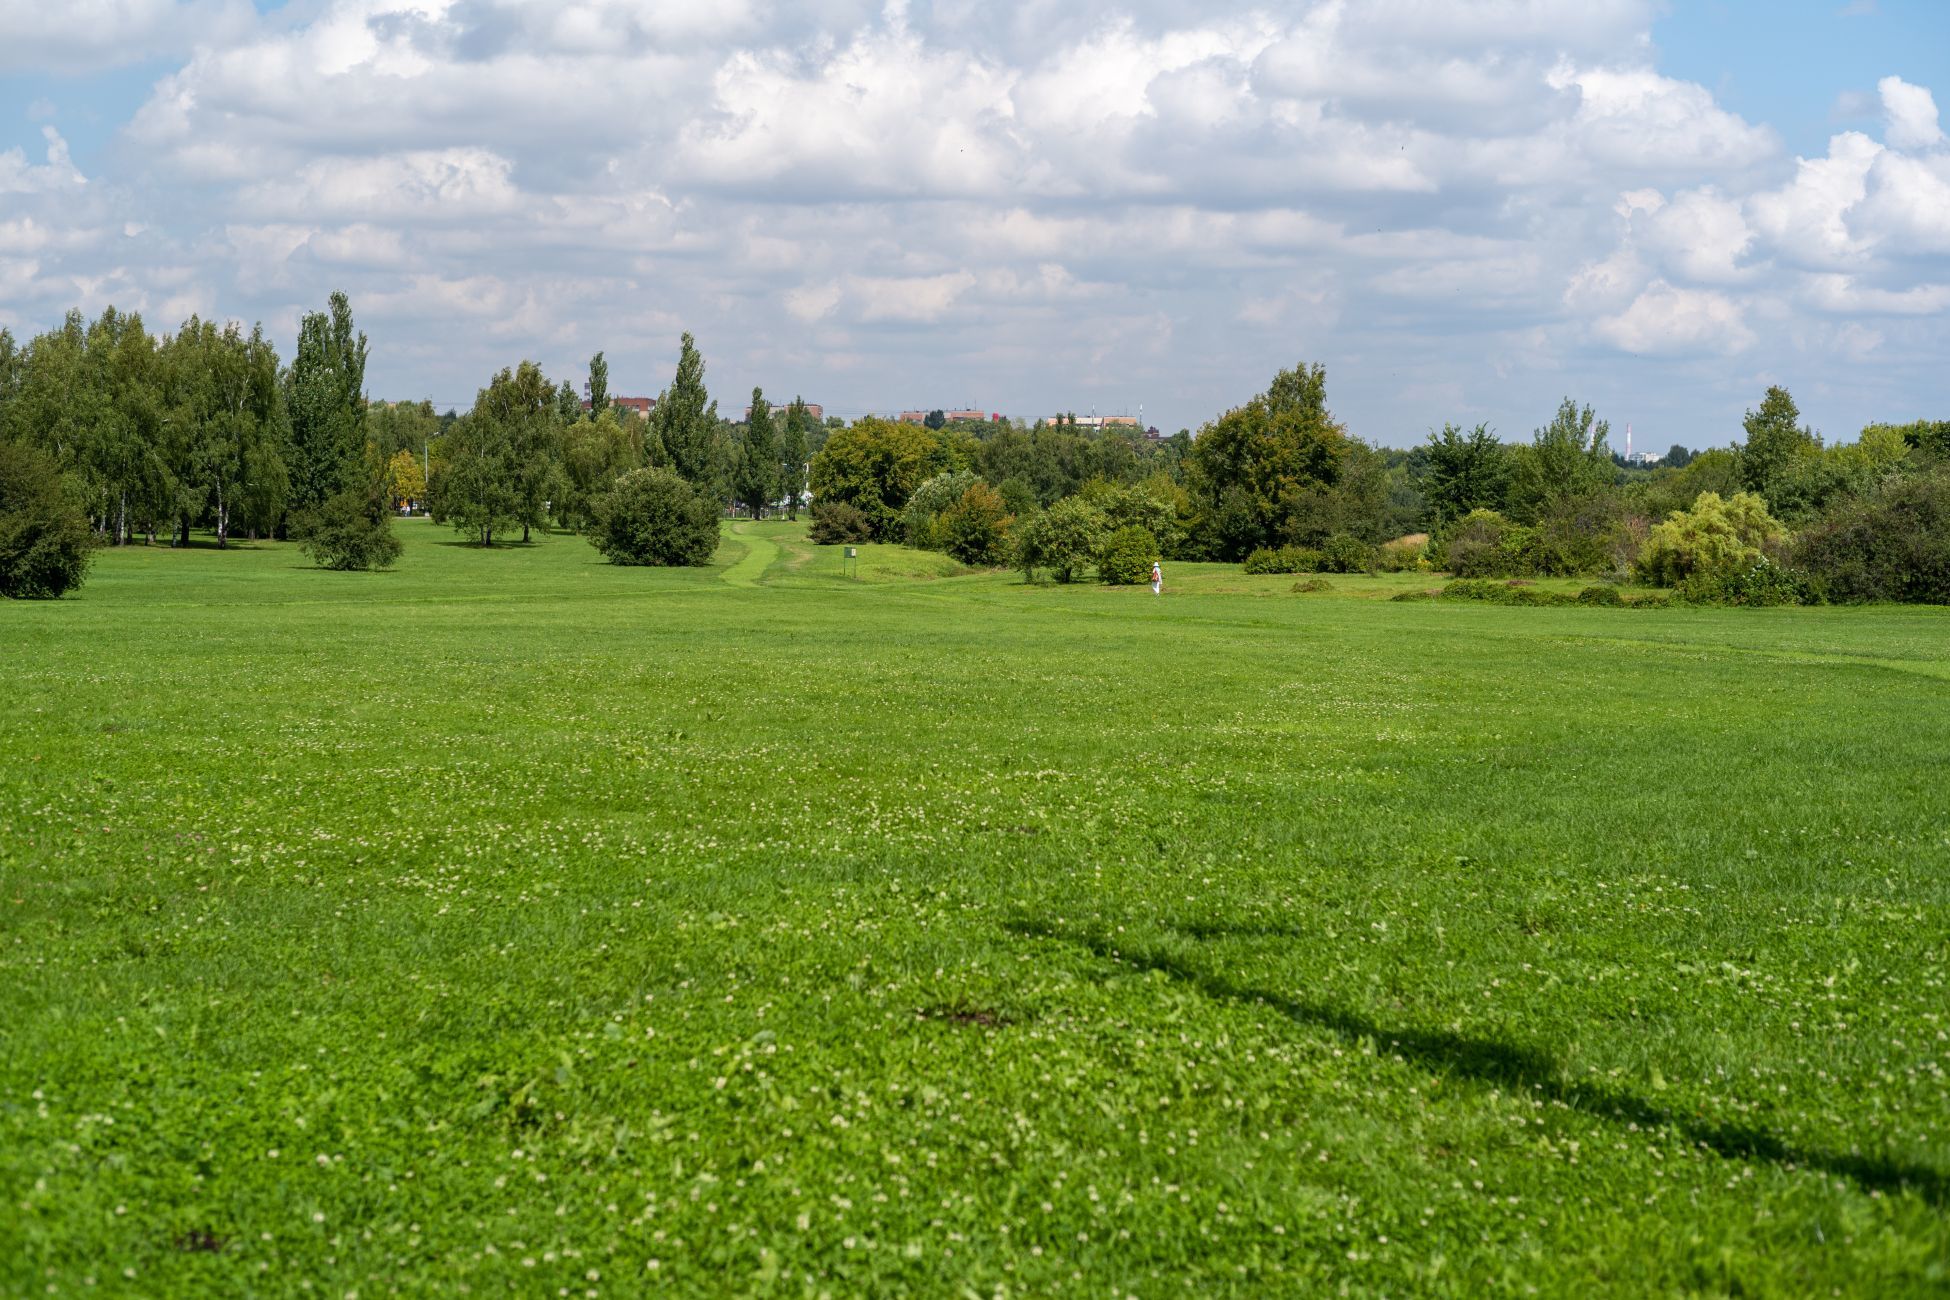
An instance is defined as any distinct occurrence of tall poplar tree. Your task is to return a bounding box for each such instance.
[778,396,812,520]
[587,352,610,418]
[284,291,367,523]
[735,387,779,518]
[650,333,718,487]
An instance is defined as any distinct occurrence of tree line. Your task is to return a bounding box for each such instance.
[807,363,1950,602]
[4,301,1946,602]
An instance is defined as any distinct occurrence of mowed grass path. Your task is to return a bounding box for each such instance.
[3,519,1947,1296]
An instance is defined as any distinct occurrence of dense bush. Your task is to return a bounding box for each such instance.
[901,470,978,550]
[1434,579,1665,609]
[1792,472,1950,604]
[1096,524,1158,585]
[939,483,1011,565]
[1094,480,1184,556]
[1319,533,1378,574]
[590,467,720,566]
[1636,491,1784,588]
[1435,502,1628,578]
[1438,510,1523,576]
[0,440,94,599]
[1375,535,1429,572]
[300,472,404,572]
[808,499,873,545]
[1242,544,1322,575]
[1679,556,1811,607]
[1010,497,1105,582]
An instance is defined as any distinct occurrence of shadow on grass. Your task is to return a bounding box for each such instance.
[1004,919,1946,1207]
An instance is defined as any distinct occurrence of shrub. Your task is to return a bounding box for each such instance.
[1440,578,1508,601]
[299,471,404,572]
[1291,578,1331,593]
[1243,544,1322,575]
[808,499,873,545]
[1096,524,1158,585]
[1679,556,1812,607]
[0,440,93,599]
[591,466,720,566]
[1792,472,1950,604]
[901,470,977,550]
[1011,497,1106,583]
[1390,588,1438,602]
[1319,533,1379,574]
[1531,491,1641,577]
[1636,491,1784,588]
[1376,535,1429,572]
[1439,579,1573,607]
[1439,510,1526,577]
[1575,585,1625,606]
[939,483,1011,566]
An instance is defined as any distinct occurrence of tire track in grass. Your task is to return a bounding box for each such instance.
[721,522,781,588]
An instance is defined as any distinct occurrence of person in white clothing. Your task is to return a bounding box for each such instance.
[1150,560,1162,595]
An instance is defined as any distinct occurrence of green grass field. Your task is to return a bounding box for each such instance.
[4,519,1947,1296]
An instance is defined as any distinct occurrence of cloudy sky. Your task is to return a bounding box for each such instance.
[1,0,1946,447]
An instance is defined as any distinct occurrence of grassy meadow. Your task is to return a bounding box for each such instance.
[3,518,1948,1296]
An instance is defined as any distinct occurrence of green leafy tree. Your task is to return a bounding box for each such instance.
[17,308,170,545]
[1097,524,1158,584]
[778,397,812,520]
[735,388,780,519]
[808,416,942,540]
[301,460,402,571]
[591,466,720,566]
[0,439,93,598]
[1793,469,1950,604]
[367,400,441,466]
[587,352,610,418]
[1010,496,1106,583]
[1187,361,1348,559]
[1508,398,1613,523]
[1739,386,1820,509]
[901,469,978,549]
[939,482,1011,564]
[1637,491,1784,588]
[436,362,560,545]
[0,329,20,442]
[1422,422,1510,526]
[555,407,643,531]
[650,333,720,488]
[161,317,289,548]
[284,291,368,525]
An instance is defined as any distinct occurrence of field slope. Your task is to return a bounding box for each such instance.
[3,519,1947,1296]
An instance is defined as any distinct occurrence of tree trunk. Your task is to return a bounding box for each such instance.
[522,522,530,544]
[215,484,228,549]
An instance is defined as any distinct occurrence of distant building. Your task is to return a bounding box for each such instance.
[1045,414,1140,430]
[898,409,1000,424]
[745,402,824,423]
[582,396,656,419]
